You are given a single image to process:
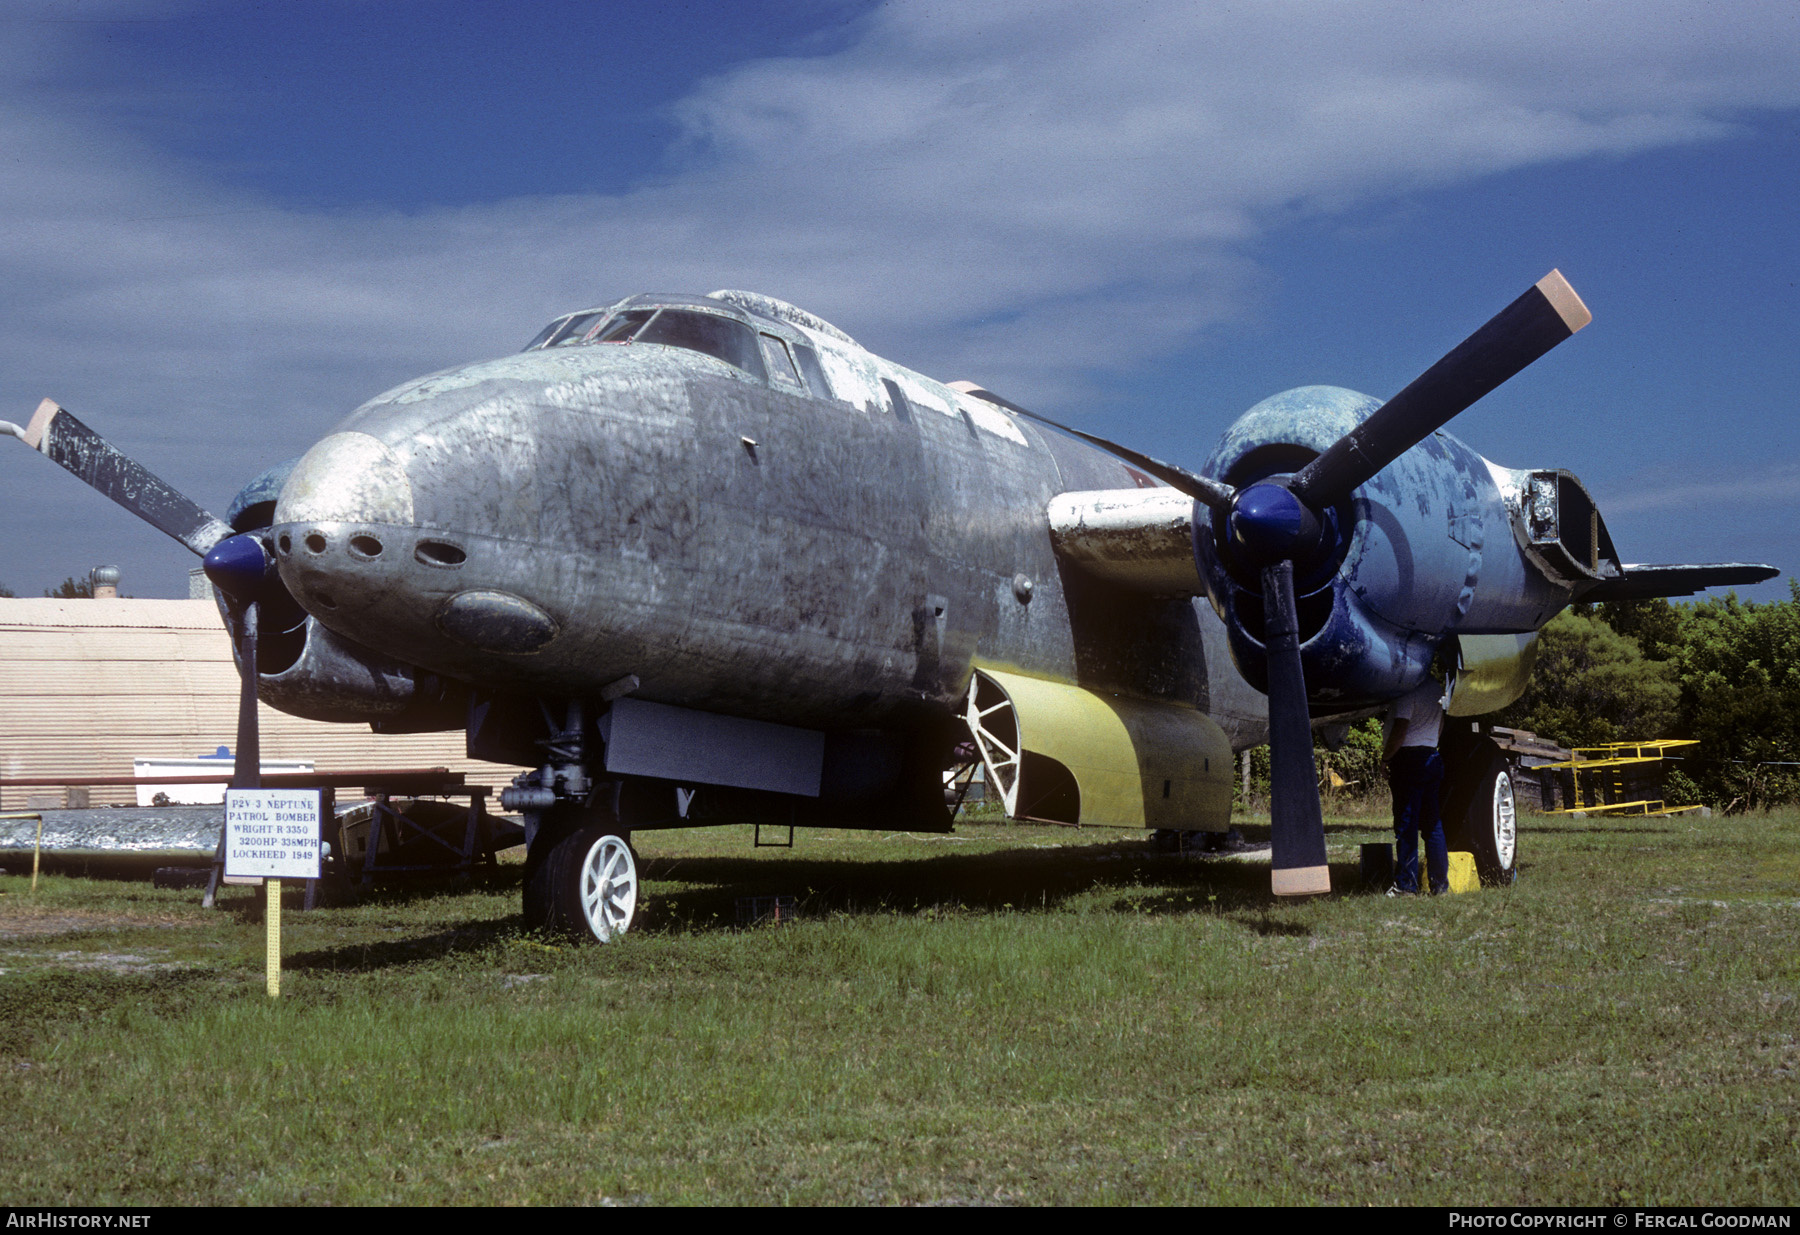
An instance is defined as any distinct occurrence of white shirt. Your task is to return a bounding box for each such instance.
[1384,677,1446,750]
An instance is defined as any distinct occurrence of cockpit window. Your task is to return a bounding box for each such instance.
[525,305,770,380]
[634,309,765,377]
[523,316,573,351]
[546,311,608,347]
[590,308,655,343]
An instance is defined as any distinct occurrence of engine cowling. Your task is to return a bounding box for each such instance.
[1193,385,1606,710]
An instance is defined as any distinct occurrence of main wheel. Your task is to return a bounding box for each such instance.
[547,825,639,942]
[1447,750,1518,886]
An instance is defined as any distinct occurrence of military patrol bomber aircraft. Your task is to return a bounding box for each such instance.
[4,275,1775,939]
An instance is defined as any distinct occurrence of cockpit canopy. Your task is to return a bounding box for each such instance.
[523,293,834,397]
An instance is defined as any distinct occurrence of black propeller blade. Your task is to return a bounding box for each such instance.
[963,272,1593,898]
[2,397,281,907]
[1261,561,1330,895]
[2,399,233,555]
[1229,271,1590,895]
[1290,270,1590,509]
[198,532,277,908]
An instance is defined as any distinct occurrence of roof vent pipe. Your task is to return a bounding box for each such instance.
[90,564,120,599]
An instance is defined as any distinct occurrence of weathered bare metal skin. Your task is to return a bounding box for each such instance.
[257,615,443,724]
[1047,488,1203,595]
[266,302,1271,752]
[277,432,415,526]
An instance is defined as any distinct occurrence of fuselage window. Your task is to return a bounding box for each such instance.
[881,378,913,423]
[793,344,834,400]
[634,310,766,378]
[760,334,803,388]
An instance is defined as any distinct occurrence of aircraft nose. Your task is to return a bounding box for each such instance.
[274,431,414,526]
[271,431,416,616]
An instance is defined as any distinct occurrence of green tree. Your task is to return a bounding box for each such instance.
[0,581,13,598]
[43,576,94,599]
[1491,608,1678,748]
[1595,597,1684,661]
[1668,581,1800,811]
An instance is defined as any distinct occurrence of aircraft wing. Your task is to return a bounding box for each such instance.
[1582,562,1778,602]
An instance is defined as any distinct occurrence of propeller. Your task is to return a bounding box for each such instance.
[962,270,1592,896]
[2,399,279,903]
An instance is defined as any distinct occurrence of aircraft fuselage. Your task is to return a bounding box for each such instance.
[267,293,1268,752]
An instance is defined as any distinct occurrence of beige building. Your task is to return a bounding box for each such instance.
[0,597,512,809]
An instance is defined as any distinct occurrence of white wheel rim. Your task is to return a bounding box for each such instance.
[1493,773,1517,869]
[579,834,637,941]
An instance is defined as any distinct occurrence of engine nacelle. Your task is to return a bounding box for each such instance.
[1194,385,1614,711]
[258,614,463,727]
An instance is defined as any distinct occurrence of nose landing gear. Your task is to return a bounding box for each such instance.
[524,807,638,941]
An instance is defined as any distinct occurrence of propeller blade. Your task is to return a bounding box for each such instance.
[3,399,232,556]
[200,535,274,908]
[203,532,277,793]
[1292,270,1591,509]
[1261,559,1330,896]
[950,382,1235,511]
[203,596,261,910]
[227,601,262,791]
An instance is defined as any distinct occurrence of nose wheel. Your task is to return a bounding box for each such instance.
[572,830,639,941]
[525,808,640,941]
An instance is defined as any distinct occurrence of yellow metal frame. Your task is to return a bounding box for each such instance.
[1539,740,1701,817]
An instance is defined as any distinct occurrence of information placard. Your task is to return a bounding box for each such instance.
[224,789,323,880]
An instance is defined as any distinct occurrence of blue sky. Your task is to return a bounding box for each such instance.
[1,0,1796,601]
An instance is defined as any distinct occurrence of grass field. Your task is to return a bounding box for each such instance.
[1,808,1796,1206]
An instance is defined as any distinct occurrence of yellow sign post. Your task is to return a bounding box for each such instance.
[266,878,281,998]
[223,788,321,1000]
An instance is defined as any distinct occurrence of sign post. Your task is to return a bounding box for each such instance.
[224,788,323,997]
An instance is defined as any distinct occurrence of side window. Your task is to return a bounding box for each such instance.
[760,334,803,388]
[881,378,912,423]
[792,344,834,400]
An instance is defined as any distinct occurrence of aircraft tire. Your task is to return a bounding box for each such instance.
[521,807,579,932]
[1446,748,1518,887]
[545,824,639,943]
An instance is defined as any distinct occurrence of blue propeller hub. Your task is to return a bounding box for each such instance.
[1228,481,1319,564]
[203,533,275,600]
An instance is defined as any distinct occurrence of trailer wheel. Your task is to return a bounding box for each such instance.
[1448,750,1518,886]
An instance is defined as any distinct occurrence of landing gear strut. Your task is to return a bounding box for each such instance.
[509,699,642,942]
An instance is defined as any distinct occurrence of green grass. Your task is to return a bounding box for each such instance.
[1,810,1796,1205]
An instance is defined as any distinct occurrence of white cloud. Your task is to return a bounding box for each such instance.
[1,0,1797,593]
[1600,462,1800,518]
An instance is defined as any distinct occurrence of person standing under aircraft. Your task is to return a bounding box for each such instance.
[1382,671,1448,895]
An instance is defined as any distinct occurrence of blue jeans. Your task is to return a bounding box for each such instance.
[1389,746,1447,894]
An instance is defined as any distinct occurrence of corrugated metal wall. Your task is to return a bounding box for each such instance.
[0,598,515,808]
